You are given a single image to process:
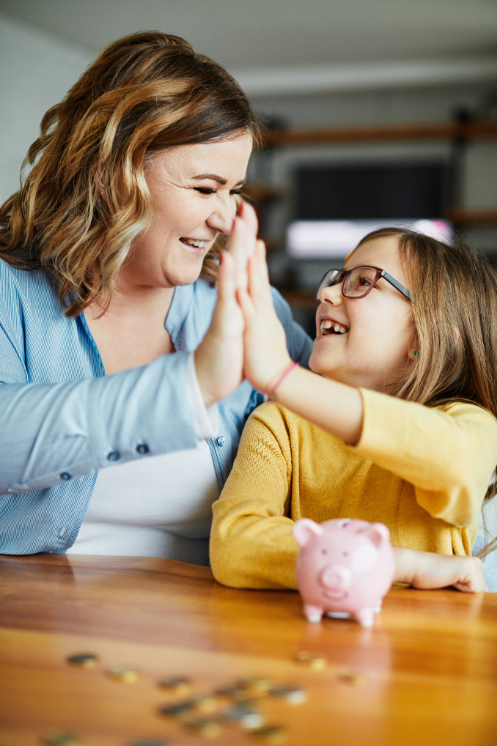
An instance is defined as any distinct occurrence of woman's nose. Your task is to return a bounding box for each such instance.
[207,195,236,235]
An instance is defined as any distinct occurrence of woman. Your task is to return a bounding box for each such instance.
[0,31,311,562]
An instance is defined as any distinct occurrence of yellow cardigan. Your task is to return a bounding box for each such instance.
[210,388,497,589]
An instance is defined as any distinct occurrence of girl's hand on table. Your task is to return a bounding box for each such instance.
[393,547,488,593]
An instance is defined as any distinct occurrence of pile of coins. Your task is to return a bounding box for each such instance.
[157,674,308,741]
[42,647,366,744]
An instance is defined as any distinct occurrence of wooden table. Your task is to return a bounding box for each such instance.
[1,554,496,746]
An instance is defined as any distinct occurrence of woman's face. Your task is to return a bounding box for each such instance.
[309,235,415,392]
[119,132,253,290]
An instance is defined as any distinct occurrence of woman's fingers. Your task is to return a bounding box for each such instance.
[226,201,259,290]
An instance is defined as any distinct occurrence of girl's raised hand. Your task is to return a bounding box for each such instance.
[237,240,293,394]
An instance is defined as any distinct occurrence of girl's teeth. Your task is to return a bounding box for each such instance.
[185,239,208,248]
[334,325,341,333]
[322,320,332,330]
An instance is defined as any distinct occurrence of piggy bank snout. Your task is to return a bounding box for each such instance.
[320,565,351,590]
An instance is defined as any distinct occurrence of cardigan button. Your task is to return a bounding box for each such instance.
[136,444,149,455]
[107,450,121,461]
[59,472,72,480]
[216,436,226,447]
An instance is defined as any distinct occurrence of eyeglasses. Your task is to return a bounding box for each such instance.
[316,265,411,301]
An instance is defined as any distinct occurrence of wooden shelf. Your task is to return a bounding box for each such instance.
[242,183,280,202]
[262,120,497,147]
[445,208,497,226]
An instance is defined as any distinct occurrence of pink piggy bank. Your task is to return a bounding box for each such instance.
[293,518,395,626]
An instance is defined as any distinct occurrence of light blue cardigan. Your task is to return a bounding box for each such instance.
[0,260,312,554]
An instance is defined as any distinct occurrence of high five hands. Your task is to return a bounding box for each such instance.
[195,201,290,406]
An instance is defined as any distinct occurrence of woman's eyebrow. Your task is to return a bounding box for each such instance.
[192,173,246,187]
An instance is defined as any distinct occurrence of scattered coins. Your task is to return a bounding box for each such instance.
[41,735,80,746]
[183,717,223,738]
[67,653,99,668]
[250,725,288,744]
[340,672,367,687]
[269,685,307,704]
[294,650,327,670]
[106,667,142,683]
[223,703,264,729]
[158,676,193,695]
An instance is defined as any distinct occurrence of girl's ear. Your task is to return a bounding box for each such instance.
[293,519,323,548]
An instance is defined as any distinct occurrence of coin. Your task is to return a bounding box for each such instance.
[238,676,274,693]
[183,718,223,738]
[340,672,367,686]
[41,735,80,746]
[190,694,219,713]
[67,653,99,668]
[269,685,307,704]
[106,667,141,683]
[223,703,264,729]
[215,684,253,702]
[250,725,288,743]
[158,676,193,695]
[293,651,327,670]
[158,701,193,718]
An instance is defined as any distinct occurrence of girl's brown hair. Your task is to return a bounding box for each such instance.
[0,31,261,317]
[356,227,497,555]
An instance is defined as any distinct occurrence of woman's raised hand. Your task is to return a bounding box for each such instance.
[194,201,259,407]
[194,248,245,407]
[237,237,293,394]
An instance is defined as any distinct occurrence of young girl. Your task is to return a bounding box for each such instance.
[210,210,497,593]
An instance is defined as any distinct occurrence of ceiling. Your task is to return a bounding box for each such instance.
[1,0,497,74]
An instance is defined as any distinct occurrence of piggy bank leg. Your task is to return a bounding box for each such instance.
[325,611,351,619]
[373,600,382,613]
[354,608,374,626]
[303,604,324,622]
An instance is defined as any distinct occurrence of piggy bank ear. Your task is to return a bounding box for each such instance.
[293,519,323,547]
[358,522,390,549]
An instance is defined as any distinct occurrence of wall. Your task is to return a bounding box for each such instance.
[0,13,92,204]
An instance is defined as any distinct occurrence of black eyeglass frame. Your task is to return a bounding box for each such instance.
[317,265,411,301]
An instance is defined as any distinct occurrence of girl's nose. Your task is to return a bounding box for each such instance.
[318,281,344,306]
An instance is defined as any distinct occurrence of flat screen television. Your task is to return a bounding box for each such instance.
[287,161,450,258]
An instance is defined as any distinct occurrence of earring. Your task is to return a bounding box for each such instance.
[413,350,418,357]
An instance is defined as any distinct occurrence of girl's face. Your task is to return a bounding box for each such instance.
[117,133,253,291]
[309,235,415,391]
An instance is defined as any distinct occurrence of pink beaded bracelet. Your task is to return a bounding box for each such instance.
[265,361,299,399]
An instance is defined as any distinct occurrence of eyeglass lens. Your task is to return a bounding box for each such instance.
[318,267,379,299]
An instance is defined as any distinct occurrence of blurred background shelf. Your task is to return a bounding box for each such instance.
[262,120,497,147]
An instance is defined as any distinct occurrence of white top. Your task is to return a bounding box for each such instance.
[67,353,219,564]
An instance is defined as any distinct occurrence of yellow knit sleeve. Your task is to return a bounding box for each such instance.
[353,389,497,527]
[210,403,299,589]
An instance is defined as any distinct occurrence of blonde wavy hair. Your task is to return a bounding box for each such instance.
[356,228,497,556]
[0,31,261,317]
